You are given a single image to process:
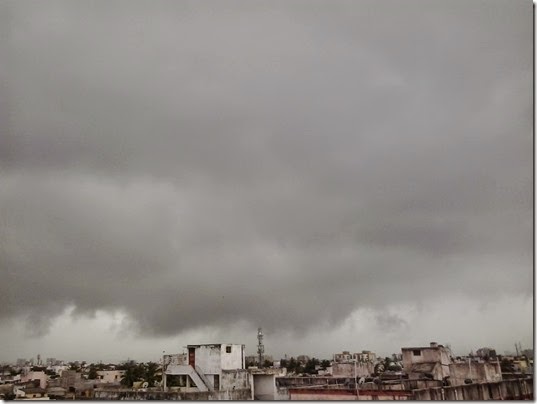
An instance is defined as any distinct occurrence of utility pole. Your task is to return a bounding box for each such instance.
[257,328,264,367]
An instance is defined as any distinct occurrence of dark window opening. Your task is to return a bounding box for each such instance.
[226,346,232,353]
[413,350,421,356]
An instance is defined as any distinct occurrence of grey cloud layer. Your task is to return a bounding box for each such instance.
[1,0,532,338]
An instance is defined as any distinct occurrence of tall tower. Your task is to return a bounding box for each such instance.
[257,328,264,367]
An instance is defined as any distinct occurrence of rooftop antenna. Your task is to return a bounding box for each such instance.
[257,328,264,367]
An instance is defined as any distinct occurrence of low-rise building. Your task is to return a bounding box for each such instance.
[21,371,47,389]
[96,370,125,384]
[356,351,377,364]
[333,351,352,363]
[163,343,251,394]
[15,386,48,399]
[402,342,453,381]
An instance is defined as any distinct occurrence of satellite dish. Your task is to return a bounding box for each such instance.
[142,382,149,388]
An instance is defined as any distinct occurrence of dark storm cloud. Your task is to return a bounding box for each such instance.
[1,0,532,338]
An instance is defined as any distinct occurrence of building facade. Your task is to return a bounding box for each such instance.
[163,343,250,393]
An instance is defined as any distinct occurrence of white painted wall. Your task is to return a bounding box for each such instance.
[96,370,125,384]
[220,344,244,370]
[194,345,222,375]
[253,374,276,400]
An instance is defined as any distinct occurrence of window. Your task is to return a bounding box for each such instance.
[226,346,232,353]
[413,350,421,356]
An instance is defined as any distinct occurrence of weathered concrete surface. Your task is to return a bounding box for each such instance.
[94,387,252,400]
[448,361,502,386]
[412,378,533,400]
[288,388,412,400]
[332,362,374,378]
[221,369,252,392]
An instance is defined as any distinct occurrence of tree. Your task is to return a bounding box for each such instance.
[320,360,331,370]
[304,358,320,375]
[144,362,160,387]
[88,365,98,380]
[121,363,145,387]
[500,359,515,373]
[263,359,273,368]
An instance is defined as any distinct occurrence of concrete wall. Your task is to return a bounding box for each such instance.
[163,353,187,367]
[195,345,223,375]
[408,363,443,381]
[220,344,244,370]
[449,362,501,386]
[402,346,451,379]
[412,378,533,400]
[94,387,252,400]
[289,390,357,400]
[193,344,243,375]
[96,370,125,384]
[221,369,251,391]
[60,370,82,389]
[332,363,373,378]
[253,374,276,400]
[402,348,441,369]
[288,388,411,400]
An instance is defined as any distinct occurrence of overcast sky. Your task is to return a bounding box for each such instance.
[1,0,532,363]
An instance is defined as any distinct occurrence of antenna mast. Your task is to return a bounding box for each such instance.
[257,328,264,367]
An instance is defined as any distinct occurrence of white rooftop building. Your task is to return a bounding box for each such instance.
[163,343,250,393]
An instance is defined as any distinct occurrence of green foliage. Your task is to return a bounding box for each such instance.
[500,359,515,373]
[284,357,304,374]
[145,362,160,387]
[120,362,161,387]
[303,358,320,375]
[263,359,273,368]
[88,366,98,380]
[320,360,331,370]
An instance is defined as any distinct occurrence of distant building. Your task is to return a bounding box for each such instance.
[476,347,497,360]
[333,350,376,364]
[60,370,82,390]
[333,351,352,363]
[402,342,453,381]
[21,371,47,389]
[332,362,373,378]
[96,370,125,384]
[356,350,377,363]
[402,342,502,386]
